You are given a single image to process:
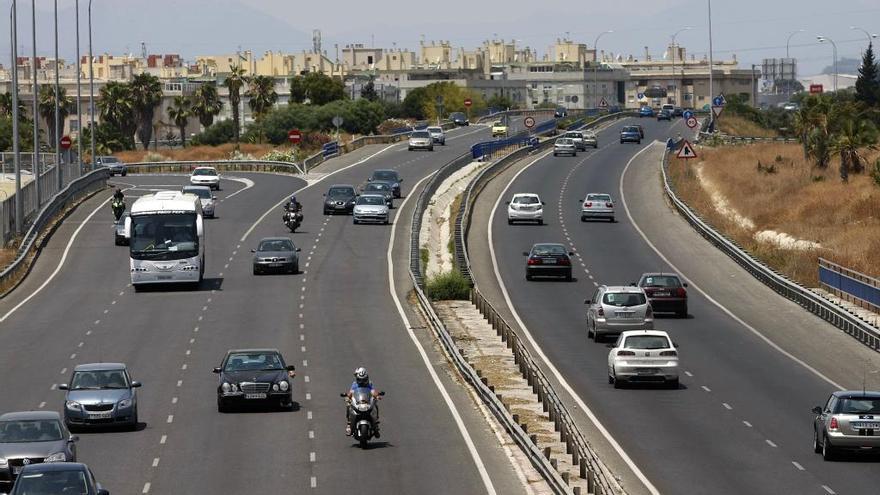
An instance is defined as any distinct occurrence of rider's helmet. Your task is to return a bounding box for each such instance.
[290,195,297,204]
[354,367,369,386]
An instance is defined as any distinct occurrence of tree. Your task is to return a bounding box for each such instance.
[289,76,307,104]
[855,42,880,108]
[191,119,236,146]
[246,75,278,122]
[223,65,247,149]
[37,85,73,147]
[402,87,428,119]
[0,92,28,120]
[97,81,137,149]
[360,77,378,102]
[167,95,191,147]
[830,105,878,181]
[190,83,223,129]
[129,73,163,150]
[303,72,346,105]
[486,94,516,111]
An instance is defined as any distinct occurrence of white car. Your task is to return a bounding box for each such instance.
[190,166,221,190]
[408,130,434,151]
[506,193,544,225]
[352,194,390,224]
[607,330,679,389]
[580,192,614,222]
[427,126,446,145]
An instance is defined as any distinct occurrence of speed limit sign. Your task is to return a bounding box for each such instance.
[685,116,698,129]
[524,116,536,128]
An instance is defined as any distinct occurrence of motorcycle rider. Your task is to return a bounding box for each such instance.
[111,188,126,220]
[345,367,380,437]
[112,187,125,202]
[283,194,302,224]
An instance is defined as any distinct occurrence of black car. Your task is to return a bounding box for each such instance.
[322,185,358,215]
[524,243,574,281]
[449,112,469,126]
[214,349,296,412]
[657,109,672,121]
[362,181,394,207]
[554,107,567,118]
[113,212,129,246]
[10,462,108,495]
[368,169,403,198]
[672,107,684,117]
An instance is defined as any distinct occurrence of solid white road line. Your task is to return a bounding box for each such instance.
[387,173,497,495]
[222,177,255,200]
[487,146,661,495]
[617,142,845,391]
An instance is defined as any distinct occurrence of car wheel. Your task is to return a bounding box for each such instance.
[593,329,602,343]
[667,378,679,390]
[253,266,260,275]
[677,306,688,319]
[580,216,587,222]
[507,219,513,225]
[130,408,139,431]
[822,435,835,461]
[608,371,614,384]
[814,428,823,453]
[526,273,533,281]
[613,372,623,389]
[217,398,228,413]
[353,219,359,225]
[122,171,127,177]
[610,217,615,223]
[553,152,558,156]
[565,271,572,282]
[429,147,434,151]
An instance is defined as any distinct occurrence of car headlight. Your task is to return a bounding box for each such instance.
[118,399,132,408]
[45,452,67,463]
[65,401,82,411]
[0,458,7,467]
[272,383,279,391]
[221,382,231,393]
[279,380,289,391]
[393,183,399,188]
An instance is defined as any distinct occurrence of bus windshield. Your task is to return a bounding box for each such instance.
[130,213,198,260]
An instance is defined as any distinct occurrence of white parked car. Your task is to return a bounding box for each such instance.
[190,166,221,190]
[427,126,446,145]
[352,194,390,224]
[607,330,679,389]
[506,193,544,225]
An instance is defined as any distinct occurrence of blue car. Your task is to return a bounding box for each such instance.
[638,106,654,118]
[620,126,642,144]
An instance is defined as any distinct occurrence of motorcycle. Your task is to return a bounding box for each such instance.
[111,198,126,221]
[342,388,385,448]
[283,208,303,233]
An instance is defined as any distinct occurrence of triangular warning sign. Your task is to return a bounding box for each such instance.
[677,140,698,159]
[712,105,724,118]
[599,97,608,108]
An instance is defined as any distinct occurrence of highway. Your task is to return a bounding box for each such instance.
[477,117,880,495]
[0,124,531,494]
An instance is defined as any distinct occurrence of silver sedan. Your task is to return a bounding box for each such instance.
[252,237,300,275]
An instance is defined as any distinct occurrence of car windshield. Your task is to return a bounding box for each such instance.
[411,131,430,138]
[513,196,539,205]
[623,127,638,132]
[224,352,284,372]
[100,157,119,164]
[328,187,354,198]
[258,239,293,252]
[623,335,671,350]
[12,470,88,493]
[603,292,647,307]
[372,171,397,181]
[365,183,388,191]
[192,168,217,176]
[129,214,198,260]
[451,113,465,119]
[640,276,682,288]
[70,370,129,389]
[587,194,611,202]
[532,245,566,256]
[838,398,880,414]
[184,188,211,199]
[357,195,385,206]
[493,121,504,126]
[0,420,64,443]
[557,139,573,145]
[564,133,582,139]
[427,127,442,133]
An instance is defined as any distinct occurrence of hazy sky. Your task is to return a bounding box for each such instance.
[2,0,879,76]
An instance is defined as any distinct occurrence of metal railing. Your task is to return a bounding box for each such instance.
[819,258,880,314]
[661,150,880,351]
[124,160,305,176]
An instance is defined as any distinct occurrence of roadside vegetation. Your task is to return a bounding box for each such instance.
[425,270,471,300]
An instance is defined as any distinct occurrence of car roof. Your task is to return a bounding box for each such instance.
[258,236,293,243]
[20,462,88,473]
[586,192,611,197]
[833,390,880,399]
[427,126,442,130]
[372,169,397,174]
[359,193,387,199]
[601,285,646,293]
[225,348,282,355]
[640,272,681,278]
[531,243,565,249]
[193,166,217,171]
[512,193,539,197]
[182,185,211,191]
[73,363,127,372]
[619,330,672,339]
[0,410,62,421]
[328,184,355,189]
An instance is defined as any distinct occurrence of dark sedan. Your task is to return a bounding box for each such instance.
[59,363,142,430]
[368,169,402,198]
[638,272,688,317]
[362,181,394,208]
[450,112,469,126]
[252,237,300,275]
[0,411,78,489]
[10,462,108,495]
[524,243,574,281]
[657,109,673,121]
[323,185,357,215]
[214,349,296,412]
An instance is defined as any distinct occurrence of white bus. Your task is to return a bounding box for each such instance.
[125,191,205,289]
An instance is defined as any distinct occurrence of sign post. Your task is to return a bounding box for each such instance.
[59,136,72,184]
[464,97,472,121]
[331,116,344,141]
[287,129,302,162]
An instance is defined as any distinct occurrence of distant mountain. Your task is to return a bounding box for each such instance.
[820,57,861,76]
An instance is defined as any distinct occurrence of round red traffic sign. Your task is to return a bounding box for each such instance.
[524,116,536,128]
[685,116,698,129]
[288,129,302,144]
[60,135,72,150]
[464,98,472,108]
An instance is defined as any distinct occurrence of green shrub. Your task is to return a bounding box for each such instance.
[190,119,236,146]
[425,270,471,300]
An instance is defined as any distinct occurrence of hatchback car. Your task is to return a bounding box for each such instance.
[113,212,129,246]
[368,170,402,198]
[657,109,673,121]
[491,121,508,137]
[562,131,587,151]
[813,391,880,460]
[59,363,141,431]
[214,349,296,412]
[427,126,446,145]
[586,285,654,342]
[408,130,434,151]
[450,112,469,126]
[362,181,394,208]
[182,185,217,218]
[608,330,679,389]
[582,131,599,149]
[353,194,390,225]
[0,411,78,489]
[96,156,126,177]
[580,193,615,222]
[638,106,654,118]
[553,138,577,157]
[524,243,574,281]
[9,462,108,495]
[323,185,358,215]
[190,166,220,190]
[620,126,642,144]
[638,273,688,317]
[252,237,300,275]
[506,193,544,225]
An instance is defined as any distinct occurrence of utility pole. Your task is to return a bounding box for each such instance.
[707,0,715,128]
[54,0,61,190]
[75,0,82,176]
[31,0,40,206]
[88,0,95,169]
[11,0,23,234]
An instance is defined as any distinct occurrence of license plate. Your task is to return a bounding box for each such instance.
[270,263,284,267]
[89,412,112,419]
[157,275,172,280]
[245,393,267,399]
[615,312,634,318]
[636,368,658,375]
[543,259,557,264]
[653,291,670,297]
[13,466,22,474]
[854,422,880,429]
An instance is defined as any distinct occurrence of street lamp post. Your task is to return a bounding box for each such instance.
[88,0,95,169]
[817,36,838,92]
[707,0,715,127]
[592,30,613,109]
[31,0,40,207]
[10,0,23,234]
[75,0,82,176]
[785,30,804,98]
[850,26,878,45]
[54,0,61,190]
[670,27,692,106]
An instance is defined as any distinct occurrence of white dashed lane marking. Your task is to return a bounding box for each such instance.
[791,461,805,471]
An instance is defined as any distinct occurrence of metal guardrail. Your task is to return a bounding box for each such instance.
[661,150,880,351]
[819,258,880,314]
[123,160,305,175]
[0,168,108,294]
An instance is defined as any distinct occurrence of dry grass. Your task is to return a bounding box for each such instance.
[717,114,779,138]
[669,142,880,286]
[114,144,280,163]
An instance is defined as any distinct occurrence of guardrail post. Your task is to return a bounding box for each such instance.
[581,458,589,480]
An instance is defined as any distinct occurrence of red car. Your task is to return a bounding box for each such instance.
[637,272,688,318]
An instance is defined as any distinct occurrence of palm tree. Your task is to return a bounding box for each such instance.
[37,85,73,147]
[223,66,247,149]
[831,116,878,181]
[167,96,191,148]
[0,91,28,119]
[129,73,164,150]
[97,81,137,149]
[190,83,223,129]
[246,75,278,122]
